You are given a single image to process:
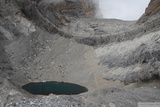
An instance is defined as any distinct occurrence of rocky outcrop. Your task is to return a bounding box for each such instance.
[137,0,160,23]
[15,0,99,34]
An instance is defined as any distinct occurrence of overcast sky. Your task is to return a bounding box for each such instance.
[99,0,150,20]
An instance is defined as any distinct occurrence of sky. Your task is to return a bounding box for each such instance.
[99,0,150,20]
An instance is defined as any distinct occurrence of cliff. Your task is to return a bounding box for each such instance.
[137,0,160,23]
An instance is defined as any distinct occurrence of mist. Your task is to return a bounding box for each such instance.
[99,0,150,20]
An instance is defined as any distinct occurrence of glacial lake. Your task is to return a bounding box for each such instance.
[22,81,88,95]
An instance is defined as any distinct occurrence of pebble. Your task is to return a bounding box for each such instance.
[153,86,157,88]
[109,102,116,107]
[39,66,43,70]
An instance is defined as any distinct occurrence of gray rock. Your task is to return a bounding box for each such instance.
[0,0,160,107]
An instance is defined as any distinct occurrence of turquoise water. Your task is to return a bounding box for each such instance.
[22,81,88,95]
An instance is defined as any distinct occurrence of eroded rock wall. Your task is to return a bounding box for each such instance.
[14,0,99,33]
[137,0,160,23]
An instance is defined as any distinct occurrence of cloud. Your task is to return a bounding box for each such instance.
[99,0,150,20]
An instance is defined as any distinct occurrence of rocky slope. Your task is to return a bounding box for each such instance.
[0,0,160,107]
[138,0,160,24]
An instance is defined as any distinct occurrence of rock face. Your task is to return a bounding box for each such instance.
[15,0,99,33]
[137,0,160,23]
[0,0,160,107]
